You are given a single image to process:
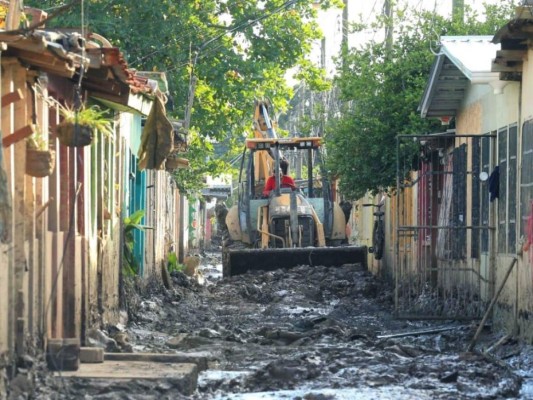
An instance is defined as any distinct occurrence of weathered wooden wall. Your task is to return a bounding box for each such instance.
[144,171,180,281]
[0,58,159,367]
[0,59,56,360]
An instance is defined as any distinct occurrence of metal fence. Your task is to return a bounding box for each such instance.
[395,134,495,320]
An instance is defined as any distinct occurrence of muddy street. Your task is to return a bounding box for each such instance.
[36,251,532,399]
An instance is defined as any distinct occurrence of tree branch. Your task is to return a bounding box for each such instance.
[4,0,82,36]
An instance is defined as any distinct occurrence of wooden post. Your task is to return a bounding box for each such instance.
[13,65,27,357]
[467,257,518,352]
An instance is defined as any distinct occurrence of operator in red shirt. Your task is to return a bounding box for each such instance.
[263,159,296,197]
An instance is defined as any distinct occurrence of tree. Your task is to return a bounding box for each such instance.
[29,0,342,194]
[325,2,516,200]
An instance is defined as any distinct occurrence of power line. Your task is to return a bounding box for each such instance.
[133,0,298,70]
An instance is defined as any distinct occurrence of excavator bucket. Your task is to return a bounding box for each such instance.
[223,245,368,277]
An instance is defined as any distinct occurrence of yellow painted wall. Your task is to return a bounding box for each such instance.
[496,49,533,342]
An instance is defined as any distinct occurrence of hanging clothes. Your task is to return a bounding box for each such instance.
[138,96,173,170]
[488,166,500,202]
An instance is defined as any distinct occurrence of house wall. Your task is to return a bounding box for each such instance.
[352,193,395,277]
[506,49,533,342]
[0,58,164,376]
[144,170,180,281]
[455,80,533,339]
[0,59,59,363]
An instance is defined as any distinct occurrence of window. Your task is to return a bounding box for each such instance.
[498,124,518,254]
[451,144,467,259]
[471,137,480,258]
[521,120,533,240]
[480,134,492,253]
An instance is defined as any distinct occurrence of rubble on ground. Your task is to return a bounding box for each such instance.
[5,251,533,399]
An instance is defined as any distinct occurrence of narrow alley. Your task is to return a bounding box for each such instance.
[24,251,533,399]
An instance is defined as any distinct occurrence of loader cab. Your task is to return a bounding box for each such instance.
[236,137,335,247]
[243,137,322,198]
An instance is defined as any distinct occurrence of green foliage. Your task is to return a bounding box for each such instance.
[26,125,48,150]
[171,128,240,196]
[326,2,516,200]
[59,104,114,138]
[29,0,341,195]
[123,210,146,276]
[167,252,184,274]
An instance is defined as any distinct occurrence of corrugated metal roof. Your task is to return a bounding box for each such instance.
[440,36,499,81]
[419,36,501,119]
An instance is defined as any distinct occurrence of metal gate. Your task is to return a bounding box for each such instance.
[395,134,495,320]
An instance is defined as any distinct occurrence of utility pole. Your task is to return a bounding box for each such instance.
[342,0,348,49]
[384,0,393,55]
[452,0,464,24]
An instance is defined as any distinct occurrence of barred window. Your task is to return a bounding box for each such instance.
[480,134,492,253]
[521,120,533,241]
[498,124,518,254]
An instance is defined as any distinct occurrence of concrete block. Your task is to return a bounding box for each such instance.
[80,347,104,363]
[104,351,210,371]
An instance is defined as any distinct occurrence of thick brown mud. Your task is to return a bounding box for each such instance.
[24,251,533,399]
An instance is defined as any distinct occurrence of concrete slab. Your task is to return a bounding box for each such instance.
[104,351,210,371]
[57,361,198,395]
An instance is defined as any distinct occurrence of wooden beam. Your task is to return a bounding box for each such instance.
[500,72,522,81]
[6,35,47,54]
[14,49,75,78]
[491,62,523,73]
[2,124,33,148]
[495,49,527,61]
[1,88,23,108]
[493,57,523,66]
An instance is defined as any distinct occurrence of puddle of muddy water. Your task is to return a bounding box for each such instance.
[520,379,533,398]
[198,370,254,388]
[201,263,223,281]
[68,252,528,399]
[210,386,436,400]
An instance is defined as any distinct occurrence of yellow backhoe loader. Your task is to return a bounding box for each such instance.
[222,100,367,277]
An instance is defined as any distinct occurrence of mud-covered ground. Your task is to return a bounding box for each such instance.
[24,251,533,399]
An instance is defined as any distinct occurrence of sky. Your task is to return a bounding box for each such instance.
[310,0,515,77]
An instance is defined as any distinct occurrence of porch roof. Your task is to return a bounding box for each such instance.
[418,36,500,119]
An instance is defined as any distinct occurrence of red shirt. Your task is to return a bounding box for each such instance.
[263,175,296,196]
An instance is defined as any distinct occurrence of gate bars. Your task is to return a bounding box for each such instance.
[395,134,496,320]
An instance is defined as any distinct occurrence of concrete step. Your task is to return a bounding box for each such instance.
[57,360,198,396]
[103,351,210,371]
